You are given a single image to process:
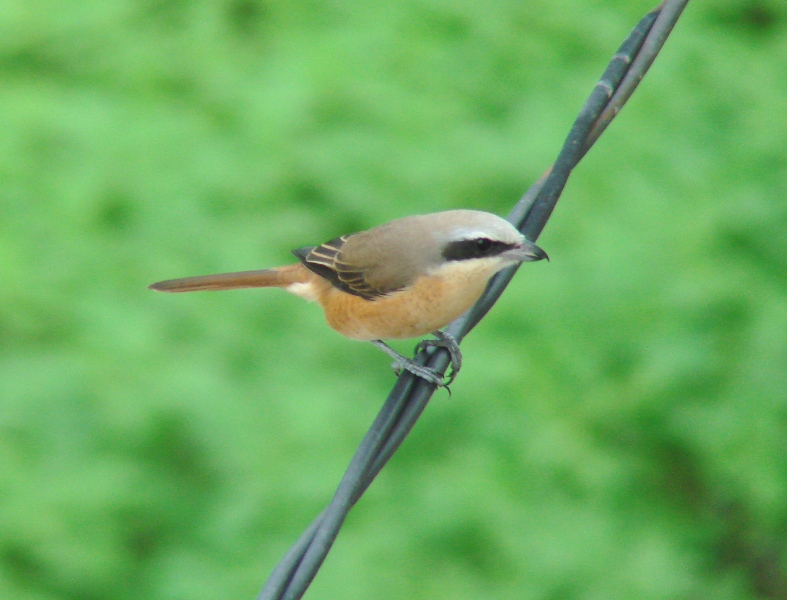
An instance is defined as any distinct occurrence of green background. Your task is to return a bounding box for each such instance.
[2,1,786,599]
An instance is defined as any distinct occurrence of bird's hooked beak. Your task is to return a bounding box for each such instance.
[504,238,549,263]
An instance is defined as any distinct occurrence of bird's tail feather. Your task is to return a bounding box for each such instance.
[149,265,307,292]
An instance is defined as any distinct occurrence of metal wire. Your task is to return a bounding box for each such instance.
[257,2,691,598]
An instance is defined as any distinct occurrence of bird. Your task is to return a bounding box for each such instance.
[149,210,547,386]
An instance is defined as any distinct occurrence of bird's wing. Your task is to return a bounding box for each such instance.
[292,235,398,300]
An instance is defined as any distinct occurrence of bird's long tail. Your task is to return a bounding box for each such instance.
[149,264,308,293]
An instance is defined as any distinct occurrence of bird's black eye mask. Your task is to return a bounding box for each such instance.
[442,238,518,262]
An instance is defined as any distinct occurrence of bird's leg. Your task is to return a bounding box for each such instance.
[370,340,447,387]
[415,331,462,385]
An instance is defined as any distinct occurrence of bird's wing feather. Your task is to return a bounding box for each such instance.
[292,235,398,300]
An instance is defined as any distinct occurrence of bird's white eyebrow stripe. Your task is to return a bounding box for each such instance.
[448,229,523,243]
[449,229,494,241]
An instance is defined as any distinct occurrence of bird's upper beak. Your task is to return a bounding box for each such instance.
[505,239,549,263]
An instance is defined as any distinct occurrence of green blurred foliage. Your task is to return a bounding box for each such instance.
[1,1,786,599]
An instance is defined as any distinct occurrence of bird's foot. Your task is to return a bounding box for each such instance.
[390,358,448,388]
[371,340,450,388]
[415,331,462,385]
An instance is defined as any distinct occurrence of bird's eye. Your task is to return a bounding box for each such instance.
[474,238,493,253]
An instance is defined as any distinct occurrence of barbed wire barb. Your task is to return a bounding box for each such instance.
[257,2,690,598]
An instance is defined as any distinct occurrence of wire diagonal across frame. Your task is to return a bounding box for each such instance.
[258,2,690,598]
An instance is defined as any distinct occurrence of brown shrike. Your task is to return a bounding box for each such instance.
[150,210,547,386]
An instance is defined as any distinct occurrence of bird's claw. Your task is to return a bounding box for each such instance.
[415,331,462,386]
[391,359,449,389]
[371,336,458,391]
